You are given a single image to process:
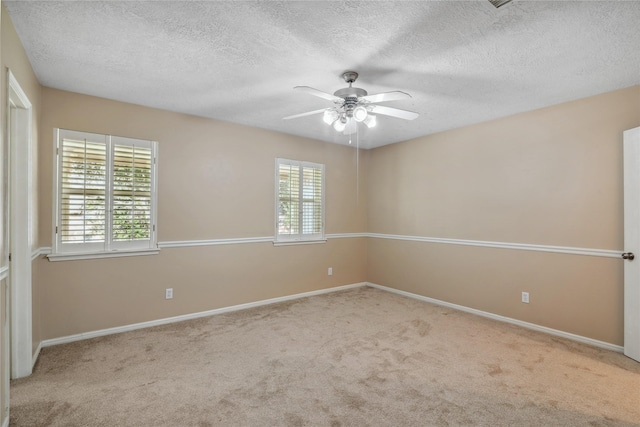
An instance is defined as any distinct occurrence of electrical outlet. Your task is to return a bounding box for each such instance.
[165,288,173,299]
[328,267,333,276]
[521,291,529,304]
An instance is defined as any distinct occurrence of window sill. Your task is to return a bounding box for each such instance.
[47,248,160,262]
[273,239,327,247]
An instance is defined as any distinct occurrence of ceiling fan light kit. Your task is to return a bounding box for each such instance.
[284,71,418,136]
[363,114,377,129]
[323,109,339,125]
[353,106,368,122]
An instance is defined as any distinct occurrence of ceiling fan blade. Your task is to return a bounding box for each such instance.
[360,91,412,103]
[370,105,419,120]
[294,86,342,102]
[283,109,327,120]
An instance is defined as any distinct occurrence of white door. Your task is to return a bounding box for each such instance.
[623,126,640,362]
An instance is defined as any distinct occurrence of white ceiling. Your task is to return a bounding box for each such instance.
[4,1,640,149]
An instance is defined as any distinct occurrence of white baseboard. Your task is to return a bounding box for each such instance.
[32,341,42,369]
[366,282,624,353]
[42,282,368,348]
[39,280,623,355]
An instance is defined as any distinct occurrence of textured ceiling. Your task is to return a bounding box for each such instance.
[4,1,640,148]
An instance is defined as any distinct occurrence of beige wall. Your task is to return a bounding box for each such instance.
[0,5,42,421]
[36,88,368,339]
[1,4,41,256]
[35,85,640,347]
[38,240,367,339]
[367,86,640,345]
[38,89,368,243]
[35,85,640,346]
[1,2,42,361]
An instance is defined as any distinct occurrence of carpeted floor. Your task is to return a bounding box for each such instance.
[10,287,640,426]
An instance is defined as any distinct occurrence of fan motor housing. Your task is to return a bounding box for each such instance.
[333,87,367,99]
[340,96,360,117]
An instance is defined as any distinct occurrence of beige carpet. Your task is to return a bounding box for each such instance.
[10,287,640,426]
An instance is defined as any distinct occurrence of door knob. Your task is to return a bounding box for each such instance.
[622,252,635,260]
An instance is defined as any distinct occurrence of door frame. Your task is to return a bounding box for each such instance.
[7,70,33,378]
[623,125,640,362]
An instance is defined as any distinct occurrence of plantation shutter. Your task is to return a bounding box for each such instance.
[59,131,108,251]
[111,137,153,248]
[277,161,301,237]
[301,164,323,235]
[55,129,157,255]
[276,158,324,242]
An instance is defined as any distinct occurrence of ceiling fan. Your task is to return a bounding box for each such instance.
[283,71,419,135]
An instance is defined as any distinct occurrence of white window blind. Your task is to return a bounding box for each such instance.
[54,129,157,256]
[276,158,324,242]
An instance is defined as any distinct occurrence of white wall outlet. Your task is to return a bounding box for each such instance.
[165,288,173,299]
[521,291,529,304]
[328,267,333,276]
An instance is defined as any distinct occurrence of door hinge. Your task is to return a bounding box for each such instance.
[8,253,10,262]
[56,225,58,234]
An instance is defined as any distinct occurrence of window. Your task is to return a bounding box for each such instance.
[275,158,325,243]
[50,129,158,259]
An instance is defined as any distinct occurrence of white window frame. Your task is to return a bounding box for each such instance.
[274,158,325,245]
[48,129,159,261]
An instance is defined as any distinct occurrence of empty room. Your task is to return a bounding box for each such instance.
[1,0,639,425]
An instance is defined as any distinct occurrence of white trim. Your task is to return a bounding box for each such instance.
[274,158,325,244]
[367,282,624,353]
[1,416,7,427]
[52,130,158,256]
[33,233,622,259]
[31,246,51,261]
[47,249,159,262]
[368,233,621,259]
[8,70,33,379]
[273,239,326,246]
[325,233,368,239]
[32,341,42,369]
[159,233,619,259]
[159,234,366,248]
[42,282,367,347]
[50,128,58,256]
[35,234,363,258]
[159,237,273,248]
[0,267,6,281]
